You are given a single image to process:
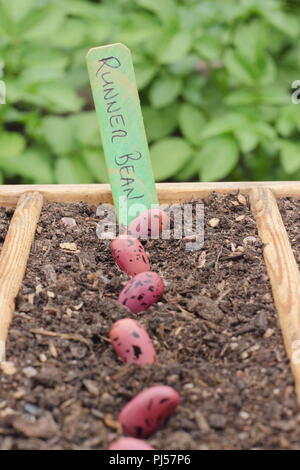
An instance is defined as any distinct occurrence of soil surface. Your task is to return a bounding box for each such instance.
[0,193,299,450]
[279,198,300,267]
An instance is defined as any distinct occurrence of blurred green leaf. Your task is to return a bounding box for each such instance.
[55,157,93,184]
[175,152,202,181]
[0,0,35,23]
[261,8,299,38]
[135,61,158,90]
[224,49,255,85]
[194,36,222,62]
[179,103,205,146]
[50,18,87,48]
[156,31,192,64]
[135,0,176,22]
[280,141,300,174]
[0,131,26,158]
[19,4,65,40]
[33,82,83,113]
[42,116,74,155]
[69,112,101,146]
[201,113,248,139]
[150,137,192,181]
[144,105,178,142]
[277,106,299,137]
[119,13,160,45]
[198,135,239,181]
[82,148,108,183]
[0,149,53,183]
[149,75,182,108]
[234,127,258,153]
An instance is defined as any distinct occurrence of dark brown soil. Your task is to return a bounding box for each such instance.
[279,198,300,267]
[0,193,299,450]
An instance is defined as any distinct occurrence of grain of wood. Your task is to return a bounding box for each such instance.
[0,182,300,206]
[0,192,43,361]
[250,187,300,404]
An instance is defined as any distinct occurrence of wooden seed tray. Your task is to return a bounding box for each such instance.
[0,182,300,405]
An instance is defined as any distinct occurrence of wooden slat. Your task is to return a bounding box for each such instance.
[0,181,299,206]
[0,192,43,361]
[250,187,300,404]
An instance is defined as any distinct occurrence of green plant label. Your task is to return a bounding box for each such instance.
[86,43,158,226]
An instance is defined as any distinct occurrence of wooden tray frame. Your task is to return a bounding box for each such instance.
[0,182,300,405]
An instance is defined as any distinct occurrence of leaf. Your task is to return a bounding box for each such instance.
[156,31,192,64]
[234,127,258,153]
[179,103,205,145]
[19,4,65,40]
[150,137,192,181]
[0,0,35,23]
[0,2,14,37]
[119,13,160,45]
[198,135,239,181]
[169,54,199,76]
[68,112,101,146]
[50,18,87,48]
[143,105,178,142]
[135,0,176,22]
[182,75,206,106]
[82,148,108,183]
[257,86,289,105]
[0,131,26,158]
[194,36,222,62]
[21,47,68,70]
[20,66,65,85]
[280,141,300,174]
[234,20,266,65]
[200,113,248,140]
[225,89,258,106]
[34,82,83,113]
[253,122,277,140]
[224,49,255,85]
[0,149,53,183]
[42,116,74,155]
[135,62,158,90]
[276,106,298,137]
[175,153,202,181]
[55,157,93,184]
[149,76,182,108]
[261,9,299,38]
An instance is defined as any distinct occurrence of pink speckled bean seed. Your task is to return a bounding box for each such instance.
[119,386,180,438]
[111,235,150,276]
[109,318,156,365]
[118,271,164,314]
[127,209,169,239]
[108,437,155,450]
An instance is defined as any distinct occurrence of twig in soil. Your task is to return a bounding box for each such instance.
[220,253,245,262]
[202,319,223,332]
[30,328,91,349]
[233,325,256,336]
[216,288,232,304]
[103,414,123,434]
[112,364,132,381]
[214,249,222,271]
[99,335,111,344]
[163,295,194,316]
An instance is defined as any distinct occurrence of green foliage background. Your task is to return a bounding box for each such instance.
[0,0,300,184]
